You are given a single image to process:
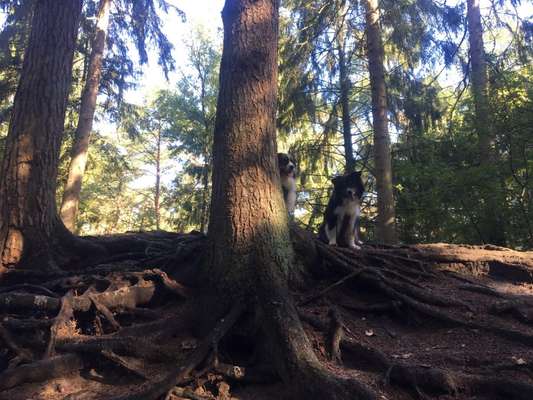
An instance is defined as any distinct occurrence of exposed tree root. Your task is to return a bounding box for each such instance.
[0,354,83,390]
[99,350,148,380]
[45,291,74,358]
[1,229,532,399]
[58,335,181,362]
[0,322,33,365]
[108,303,245,400]
[327,306,343,364]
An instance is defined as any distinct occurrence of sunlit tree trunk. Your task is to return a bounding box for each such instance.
[155,128,162,230]
[60,0,112,232]
[0,0,83,273]
[363,0,397,244]
[207,1,374,398]
[337,25,356,174]
[198,63,212,234]
[208,0,291,291]
[466,0,506,245]
[199,161,210,233]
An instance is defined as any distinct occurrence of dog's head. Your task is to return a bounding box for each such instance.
[331,171,365,201]
[277,153,296,177]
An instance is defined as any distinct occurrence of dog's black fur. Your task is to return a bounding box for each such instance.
[319,171,365,248]
[277,153,297,214]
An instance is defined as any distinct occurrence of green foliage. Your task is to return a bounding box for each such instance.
[2,0,532,249]
[156,29,220,232]
[70,28,221,234]
[394,66,533,248]
[0,0,31,141]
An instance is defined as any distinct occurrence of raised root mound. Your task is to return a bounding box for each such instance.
[0,228,532,399]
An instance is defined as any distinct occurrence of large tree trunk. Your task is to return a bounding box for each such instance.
[207,1,374,398]
[207,0,291,294]
[0,0,84,273]
[466,0,506,245]
[363,0,397,244]
[60,0,112,232]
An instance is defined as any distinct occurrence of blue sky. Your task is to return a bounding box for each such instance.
[127,0,225,103]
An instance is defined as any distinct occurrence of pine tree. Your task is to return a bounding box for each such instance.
[60,0,112,232]
[363,0,397,243]
[0,0,99,273]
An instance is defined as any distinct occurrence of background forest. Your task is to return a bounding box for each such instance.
[0,0,531,249]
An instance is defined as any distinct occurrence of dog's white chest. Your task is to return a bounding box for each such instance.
[280,175,296,191]
[334,199,360,218]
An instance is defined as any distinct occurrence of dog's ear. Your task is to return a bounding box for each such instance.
[289,154,297,164]
[331,176,342,187]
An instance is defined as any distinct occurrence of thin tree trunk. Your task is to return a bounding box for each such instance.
[198,63,212,234]
[60,0,112,232]
[337,20,356,174]
[466,0,506,245]
[0,0,83,272]
[207,1,375,398]
[155,129,161,231]
[199,161,210,234]
[363,0,397,244]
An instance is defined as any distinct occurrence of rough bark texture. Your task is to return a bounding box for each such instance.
[155,128,162,231]
[207,1,374,398]
[337,26,356,174]
[60,0,111,232]
[0,0,83,272]
[363,0,397,244]
[466,0,505,246]
[207,0,291,294]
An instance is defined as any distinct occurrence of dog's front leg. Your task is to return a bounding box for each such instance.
[354,217,363,246]
[326,222,337,246]
[347,214,360,250]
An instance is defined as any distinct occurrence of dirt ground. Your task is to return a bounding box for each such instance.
[1,231,533,400]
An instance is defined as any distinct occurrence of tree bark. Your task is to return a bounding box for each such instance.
[0,0,83,273]
[207,0,291,294]
[207,1,375,398]
[198,62,212,234]
[363,0,397,244]
[60,0,112,232]
[155,128,161,231]
[199,161,210,234]
[337,21,356,174]
[466,0,506,245]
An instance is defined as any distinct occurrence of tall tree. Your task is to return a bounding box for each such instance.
[466,0,505,245]
[60,0,112,232]
[337,17,356,174]
[207,0,373,398]
[0,0,88,272]
[59,0,180,232]
[363,0,397,243]
[156,31,220,233]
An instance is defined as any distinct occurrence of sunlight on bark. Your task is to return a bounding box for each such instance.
[2,229,23,265]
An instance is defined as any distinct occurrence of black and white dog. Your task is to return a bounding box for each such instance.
[319,171,365,249]
[277,153,297,214]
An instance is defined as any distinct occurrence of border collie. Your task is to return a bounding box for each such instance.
[277,153,297,214]
[319,171,365,249]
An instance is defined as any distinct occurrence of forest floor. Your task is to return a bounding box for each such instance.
[1,228,533,400]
